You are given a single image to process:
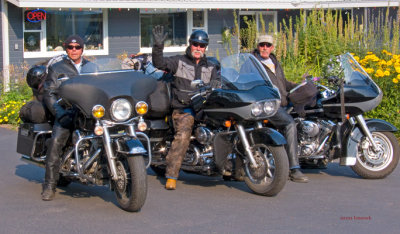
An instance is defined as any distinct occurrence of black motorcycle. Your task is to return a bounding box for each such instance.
[17,60,155,212]
[286,53,399,178]
[147,53,289,196]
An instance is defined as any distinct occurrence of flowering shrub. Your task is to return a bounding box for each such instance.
[0,100,26,125]
[356,50,400,131]
[0,81,32,125]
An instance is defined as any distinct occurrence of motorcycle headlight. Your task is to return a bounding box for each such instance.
[263,99,280,117]
[110,98,132,122]
[251,102,264,116]
[135,101,148,115]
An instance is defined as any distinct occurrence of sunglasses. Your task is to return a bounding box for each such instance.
[66,45,83,50]
[258,42,273,48]
[191,42,207,48]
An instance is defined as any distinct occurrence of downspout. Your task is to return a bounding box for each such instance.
[1,0,9,92]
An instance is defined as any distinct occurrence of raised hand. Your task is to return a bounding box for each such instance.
[152,25,168,45]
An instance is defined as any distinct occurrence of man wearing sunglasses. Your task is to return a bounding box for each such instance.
[252,34,309,183]
[152,25,221,190]
[41,35,97,200]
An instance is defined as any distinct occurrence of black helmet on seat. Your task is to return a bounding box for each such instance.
[26,65,46,89]
[189,30,209,45]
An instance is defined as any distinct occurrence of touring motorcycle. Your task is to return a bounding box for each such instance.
[286,53,399,178]
[146,53,289,196]
[17,60,155,212]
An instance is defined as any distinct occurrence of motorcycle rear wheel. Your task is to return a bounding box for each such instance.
[243,144,289,196]
[113,155,147,212]
[351,131,399,179]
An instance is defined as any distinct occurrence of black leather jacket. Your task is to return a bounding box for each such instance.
[252,51,297,107]
[152,44,221,109]
[43,57,95,116]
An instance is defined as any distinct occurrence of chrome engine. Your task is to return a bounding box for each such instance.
[181,126,216,175]
[297,119,335,158]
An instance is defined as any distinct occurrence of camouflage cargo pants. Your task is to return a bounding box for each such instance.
[165,109,195,179]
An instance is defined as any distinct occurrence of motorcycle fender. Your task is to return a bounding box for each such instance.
[364,119,398,132]
[117,138,147,156]
[341,119,397,166]
[249,128,287,146]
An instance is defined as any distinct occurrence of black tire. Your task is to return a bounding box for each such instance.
[57,174,72,187]
[150,165,166,177]
[114,155,147,212]
[243,144,289,196]
[351,131,399,179]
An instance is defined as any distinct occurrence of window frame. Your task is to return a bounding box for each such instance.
[23,9,109,58]
[139,9,208,53]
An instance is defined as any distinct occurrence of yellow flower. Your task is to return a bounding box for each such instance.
[365,68,374,74]
[387,60,393,66]
[375,69,384,77]
[384,70,390,76]
[0,119,3,123]
[393,78,399,84]
[397,74,400,79]
[367,52,373,55]
[11,111,15,114]
[354,56,360,61]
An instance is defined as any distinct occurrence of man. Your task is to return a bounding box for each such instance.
[252,34,309,183]
[41,35,96,200]
[152,25,220,190]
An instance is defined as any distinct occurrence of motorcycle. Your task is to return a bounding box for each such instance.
[146,53,289,196]
[16,59,155,212]
[285,53,399,178]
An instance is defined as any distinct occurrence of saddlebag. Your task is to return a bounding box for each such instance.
[16,123,52,157]
[19,100,51,124]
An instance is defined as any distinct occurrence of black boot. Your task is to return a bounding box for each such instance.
[41,184,56,201]
[289,169,309,183]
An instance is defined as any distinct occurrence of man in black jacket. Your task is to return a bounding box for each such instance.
[41,35,96,200]
[152,26,221,190]
[252,34,309,183]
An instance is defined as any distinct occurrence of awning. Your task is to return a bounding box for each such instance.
[7,0,400,10]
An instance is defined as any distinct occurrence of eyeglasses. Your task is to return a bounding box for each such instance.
[191,42,207,48]
[67,45,83,50]
[258,42,273,48]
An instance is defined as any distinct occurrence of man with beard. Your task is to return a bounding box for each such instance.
[252,34,309,183]
[152,26,221,190]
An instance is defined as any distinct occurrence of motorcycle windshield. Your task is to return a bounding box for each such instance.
[220,53,275,91]
[340,53,381,93]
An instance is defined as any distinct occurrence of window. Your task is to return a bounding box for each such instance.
[140,9,207,53]
[239,11,277,51]
[23,9,108,58]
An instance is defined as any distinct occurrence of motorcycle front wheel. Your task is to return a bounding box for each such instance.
[113,155,147,212]
[351,131,399,179]
[243,144,289,196]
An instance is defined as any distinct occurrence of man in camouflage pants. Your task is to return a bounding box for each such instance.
[152,25,220,190]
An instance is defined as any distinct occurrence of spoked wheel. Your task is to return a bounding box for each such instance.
[351,131,399,179]
[243,144,289,196]
[113,155,147,212]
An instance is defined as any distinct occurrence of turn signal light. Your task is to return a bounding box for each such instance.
[135,101,148,115]
[92,105,105,119]
[224,120,232,128]
[263,119,269,124]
